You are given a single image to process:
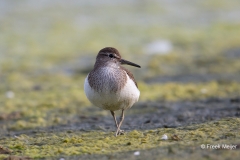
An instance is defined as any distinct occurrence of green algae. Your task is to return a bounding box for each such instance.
[2,70,239,133]
[0,118,239,159]
[139,81,240,101]
[1,76,240,132]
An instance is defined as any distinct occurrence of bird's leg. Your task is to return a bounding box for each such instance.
[110,111,119,128]
[115,109,125,136]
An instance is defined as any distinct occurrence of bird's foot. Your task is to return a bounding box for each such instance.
[115,130,124,136]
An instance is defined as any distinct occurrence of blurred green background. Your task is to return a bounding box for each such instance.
[1,0,240,79]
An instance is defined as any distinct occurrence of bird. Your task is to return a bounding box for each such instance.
[84,47,141,136]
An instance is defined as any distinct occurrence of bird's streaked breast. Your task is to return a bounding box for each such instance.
[84,69,140,111]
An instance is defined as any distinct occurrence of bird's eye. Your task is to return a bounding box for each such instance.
[109,54,114,58]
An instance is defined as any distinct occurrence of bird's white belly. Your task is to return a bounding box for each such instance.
[84,74,140,111]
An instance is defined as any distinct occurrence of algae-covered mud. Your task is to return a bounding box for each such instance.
[0,118,239,159]
[1,0,240,159]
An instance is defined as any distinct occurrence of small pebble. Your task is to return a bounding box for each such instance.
[134,151,140,156]
[6,91,15,98]
[161,134,168,140]
[145,40,173,55]
[201,88,208,94]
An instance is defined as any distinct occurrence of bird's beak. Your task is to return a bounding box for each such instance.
[120,59,141,68]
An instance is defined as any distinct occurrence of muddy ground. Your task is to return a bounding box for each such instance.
[2,76,240,137]
[41,97,240,133]
[0,68,240,159]
[1,97,240,160]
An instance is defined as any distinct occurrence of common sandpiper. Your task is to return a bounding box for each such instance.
[84,47,141,136]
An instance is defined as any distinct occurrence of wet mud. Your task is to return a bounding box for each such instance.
[1,98,239,160]
[4,97,239,137]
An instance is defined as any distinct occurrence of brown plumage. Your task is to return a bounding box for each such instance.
[88,47,139,92]
[84,47,141,136]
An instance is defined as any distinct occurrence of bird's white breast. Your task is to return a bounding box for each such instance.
[84,70,140,111]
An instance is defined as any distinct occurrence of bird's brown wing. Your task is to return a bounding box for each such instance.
[120,66,138,88]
